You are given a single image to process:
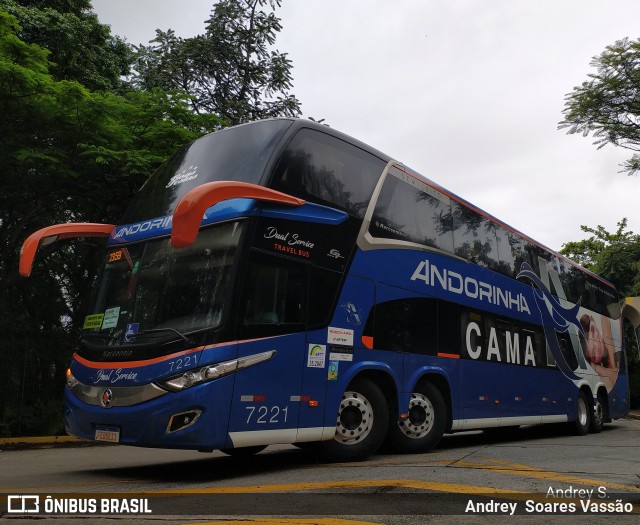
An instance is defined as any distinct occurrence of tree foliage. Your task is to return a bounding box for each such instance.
[559,37,640,176]
[0,0,131,90]
[132,0,300,125]
[0,7,221,436]
[560,218,640,297]
[1,11,219,327]
[0,0,302,436]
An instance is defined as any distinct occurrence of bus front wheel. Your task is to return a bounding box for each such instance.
[386,383,446,454]
[318,378,389,461]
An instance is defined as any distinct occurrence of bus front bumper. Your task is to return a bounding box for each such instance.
[63,377,234,452]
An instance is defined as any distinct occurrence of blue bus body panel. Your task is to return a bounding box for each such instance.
[347,247,629,425]
[350,248,537,324]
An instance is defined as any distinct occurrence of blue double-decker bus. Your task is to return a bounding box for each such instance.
[21,118,630,461]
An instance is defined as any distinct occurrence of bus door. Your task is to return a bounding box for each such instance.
[225,250,309,448]
[226,333,306,448]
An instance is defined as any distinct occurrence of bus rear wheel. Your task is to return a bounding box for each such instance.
[317,378,389,461]
[573,390,591,436]
[589,390,606,434]
[386,383,446,454]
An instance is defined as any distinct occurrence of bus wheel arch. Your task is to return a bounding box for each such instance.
[318,372,393,461]
[386,374,449,454]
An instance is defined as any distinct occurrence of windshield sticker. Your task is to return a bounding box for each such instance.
[307,344,326,368]
[83,313,104,330]
[166,165,198,188]
[101,307,120,330]
[124,323,139,342]
[328,327,354,346]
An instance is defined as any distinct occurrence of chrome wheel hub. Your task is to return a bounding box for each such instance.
[398,393,434,439]
[334,391,374,445]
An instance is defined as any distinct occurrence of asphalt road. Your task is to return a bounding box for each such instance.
[1,419,639,524]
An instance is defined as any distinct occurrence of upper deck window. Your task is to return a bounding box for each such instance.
[451,201,500,270]
[270,129,386,218]
[369,168,454,253]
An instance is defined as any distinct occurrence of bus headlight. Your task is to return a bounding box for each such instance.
[66,368,79,389]
[156,350,276,392]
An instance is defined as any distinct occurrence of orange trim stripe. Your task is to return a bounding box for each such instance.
[73,347,204,369]
[437,352,460,359]
[72,335,282,369]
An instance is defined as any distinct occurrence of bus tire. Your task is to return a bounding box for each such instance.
[574,390,591,436]
[589,390,606,434]
[386,383,446,454]
[318,378,389,461]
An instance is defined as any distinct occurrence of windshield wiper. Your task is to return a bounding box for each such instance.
[135,327,196,346]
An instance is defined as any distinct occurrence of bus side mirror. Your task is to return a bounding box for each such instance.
[19,223,115,277]
[170,181,304,249]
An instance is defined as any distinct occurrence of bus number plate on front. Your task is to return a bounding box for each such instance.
[95,426,120,443]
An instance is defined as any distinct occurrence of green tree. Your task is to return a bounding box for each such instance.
[0,0,131,90]
[132,0,300,125]
[560,218,640,297]
[559,37,640,176]
[0,9,219,436]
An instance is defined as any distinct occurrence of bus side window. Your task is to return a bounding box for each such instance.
[557,331,579,371]
[238,252,307,338]
[438,300,460,356]
[451,202,499,270]
[363,297,438,354]
[369,172,454,253]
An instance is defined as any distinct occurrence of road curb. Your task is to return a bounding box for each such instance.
[0,436,93,450]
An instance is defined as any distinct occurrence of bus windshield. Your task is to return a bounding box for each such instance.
[120,119,293,223]
[81,221,245,348]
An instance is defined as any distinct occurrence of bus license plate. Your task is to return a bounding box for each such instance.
[95,426,120,443]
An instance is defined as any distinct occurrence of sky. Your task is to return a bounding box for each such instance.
[91,0,640,253]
